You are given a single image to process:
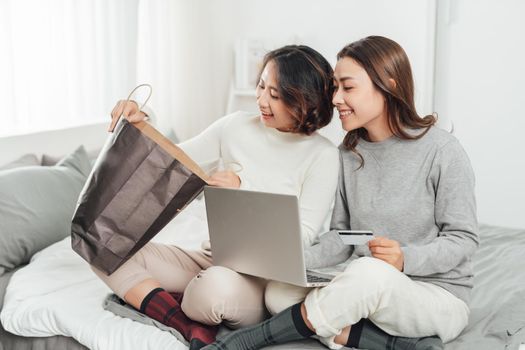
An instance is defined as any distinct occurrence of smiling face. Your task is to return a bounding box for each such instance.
[255,60,296,132]
[333,57,391,141]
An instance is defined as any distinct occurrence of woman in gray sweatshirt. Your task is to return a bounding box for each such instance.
[202,36,478,350]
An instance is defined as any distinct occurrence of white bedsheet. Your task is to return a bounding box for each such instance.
[1,198,210,350]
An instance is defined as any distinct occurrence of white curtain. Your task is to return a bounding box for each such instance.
[135,0,179,136]
[0,0,139,137]
[134,0,218,139]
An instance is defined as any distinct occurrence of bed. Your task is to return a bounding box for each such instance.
[1,149,525,350]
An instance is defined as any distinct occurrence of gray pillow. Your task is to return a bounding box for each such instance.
[0,154,40,170]
[42,148,100,166]
[40,154,61,166]
[0,146,91,276]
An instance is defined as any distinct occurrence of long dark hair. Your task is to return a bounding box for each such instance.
[258,45,334,135]
[338,36,436,167]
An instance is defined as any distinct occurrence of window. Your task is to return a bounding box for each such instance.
[0,0,139,137]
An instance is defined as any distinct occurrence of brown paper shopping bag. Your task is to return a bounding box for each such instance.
[71,87,208,275]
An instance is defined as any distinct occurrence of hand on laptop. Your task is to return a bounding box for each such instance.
[207,171,241,188]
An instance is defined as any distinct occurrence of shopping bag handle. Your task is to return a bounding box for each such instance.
[126,83,153,112]
[108,83,153,133]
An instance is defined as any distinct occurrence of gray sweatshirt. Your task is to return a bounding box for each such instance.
[310,126,478,304]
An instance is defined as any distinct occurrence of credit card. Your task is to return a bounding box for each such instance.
[338,230,374,245]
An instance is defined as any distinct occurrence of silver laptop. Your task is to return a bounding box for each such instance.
[204,186,333,287]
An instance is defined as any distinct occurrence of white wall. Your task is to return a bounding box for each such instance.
[434,0,525,228]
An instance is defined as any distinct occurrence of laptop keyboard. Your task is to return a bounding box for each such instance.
[306,273,332,283]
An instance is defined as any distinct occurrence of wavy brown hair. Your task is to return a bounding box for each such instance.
[338,36,436,167]
[257,45,334,135]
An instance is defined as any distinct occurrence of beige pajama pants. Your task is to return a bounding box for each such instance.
[265,257,469,349]
[91,242,268,328]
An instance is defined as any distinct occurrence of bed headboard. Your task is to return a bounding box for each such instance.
[0,122,108,165]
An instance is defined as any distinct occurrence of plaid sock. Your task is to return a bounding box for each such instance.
[168,291,184,304]
[141,288,218,350]
[202,303,313,350]
[347,319,444,350]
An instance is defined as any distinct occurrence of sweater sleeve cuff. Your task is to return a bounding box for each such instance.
[238,173,252,191]
[401,246,418,275]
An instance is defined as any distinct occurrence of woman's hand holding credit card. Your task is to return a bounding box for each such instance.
[338,231,404,271]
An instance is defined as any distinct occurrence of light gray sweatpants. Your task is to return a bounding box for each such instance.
[266,257,469,349]
[91,241,267,328]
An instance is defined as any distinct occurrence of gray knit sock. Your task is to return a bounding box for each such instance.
[348,319,444,350]
[202,303,313,350]
[393,336,444,350]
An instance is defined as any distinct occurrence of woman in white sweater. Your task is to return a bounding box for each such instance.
[92,45,339,349]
